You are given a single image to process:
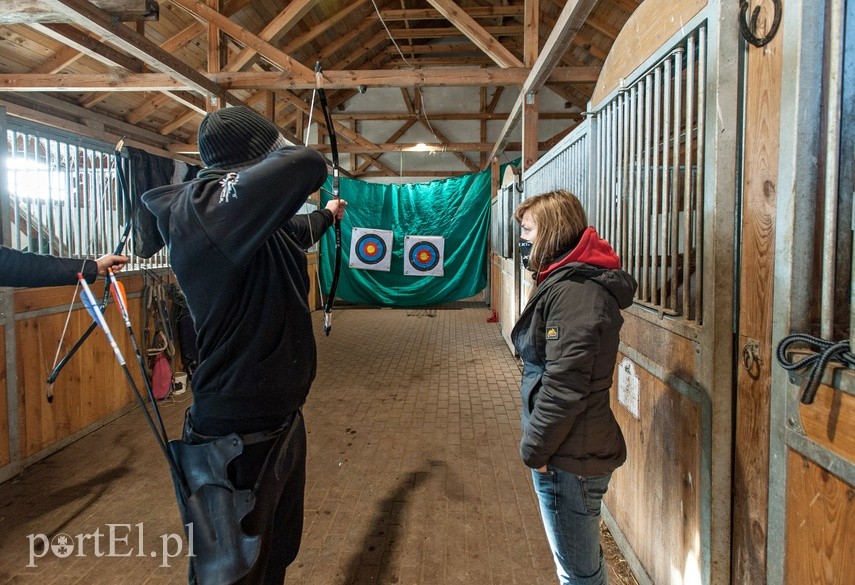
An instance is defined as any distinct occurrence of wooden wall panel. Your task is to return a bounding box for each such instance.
[606,352,702,585]
[732,7,784,582]
[619,311,700,386]
[798,382,855,463]
[13,278,144,459]
[0,323,8,467]
[16,300,140,457]
[784,451,855,585]
[591,0,707,107]
[490,256,502,320]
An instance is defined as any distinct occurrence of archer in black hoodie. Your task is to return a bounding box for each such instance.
[143,106,343,585]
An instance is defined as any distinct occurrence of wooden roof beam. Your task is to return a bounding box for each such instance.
[0,67,600,92]
[168,0,315,83]
[0,92,173,147]
[378,6,523,20]
[158,109,198,135]
[387,25,524,40]
[0,0,158,24]
[39,0,228,101]
[29,22,146,73]
[280,0,372,55]
[215,66,599,89]
[426,0,523,67]
[224,0,321,72]
[486,0,598,168]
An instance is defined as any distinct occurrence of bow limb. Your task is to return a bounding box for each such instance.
[315,62,342,336]
[46,138,133,390]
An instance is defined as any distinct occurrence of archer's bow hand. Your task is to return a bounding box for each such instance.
[96,254,129,277]
[325,198,347,222]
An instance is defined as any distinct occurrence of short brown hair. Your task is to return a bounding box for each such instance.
[514,190,588,272]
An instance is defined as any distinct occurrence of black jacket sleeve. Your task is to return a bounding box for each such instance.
[286,209,335,249]
[0,246,98,288]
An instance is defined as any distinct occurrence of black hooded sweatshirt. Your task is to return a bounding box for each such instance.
[511,227,638,476]
[143,146,329,434]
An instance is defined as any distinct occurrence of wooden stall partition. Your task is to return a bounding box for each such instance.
[783,450,855,585]
[797,379,855,463]
[490,254,503,324]
[0,322,8,468]
[730,1,786,581]
[12,276,143,462]
[605,309,706,584]
[768,2,855,584]
[307,252,321,311]
[493,254,518,353]
[577,1,741,584]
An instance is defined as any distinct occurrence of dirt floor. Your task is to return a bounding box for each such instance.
[602,521,639,585]
[0,303,641,584]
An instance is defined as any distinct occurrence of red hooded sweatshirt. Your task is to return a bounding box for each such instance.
[537,226,621,285]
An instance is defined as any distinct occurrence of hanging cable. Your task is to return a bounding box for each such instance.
[417,87,439,142]
[371,0,414,68]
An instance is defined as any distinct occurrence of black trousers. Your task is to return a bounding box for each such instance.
[186,412,307,585]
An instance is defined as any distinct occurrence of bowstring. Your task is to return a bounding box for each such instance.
[304,78,327,310]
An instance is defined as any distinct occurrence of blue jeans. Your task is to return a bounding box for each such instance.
[531,468,612,585]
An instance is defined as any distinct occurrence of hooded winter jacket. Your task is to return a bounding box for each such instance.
[511,227,637,476]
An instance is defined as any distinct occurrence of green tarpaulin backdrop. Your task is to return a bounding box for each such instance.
[317,168,494,307]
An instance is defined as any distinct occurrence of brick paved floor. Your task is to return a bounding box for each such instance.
[0,303,633,584]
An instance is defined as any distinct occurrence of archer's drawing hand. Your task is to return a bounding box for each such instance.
[96,254,129,276]
[325,198,347,221]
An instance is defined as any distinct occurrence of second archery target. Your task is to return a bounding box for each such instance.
[404,236,445,276]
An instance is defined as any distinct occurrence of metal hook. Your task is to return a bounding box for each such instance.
[739,0,782,48]
[741,338,762,377]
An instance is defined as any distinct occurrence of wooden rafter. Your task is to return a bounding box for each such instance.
[426,0,523,68]
[168,0,315,83]
[0,67,599,92]
[223,0,321,73]
[38,0,228,100]
[0,0,638,176]
[486,0,598,167]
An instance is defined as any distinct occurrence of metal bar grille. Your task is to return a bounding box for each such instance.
[4,122,171,272]
[592,25,707,323]
[524,122,590,205]
[817,0,849,342]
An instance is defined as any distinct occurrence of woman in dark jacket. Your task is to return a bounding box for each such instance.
[0,246,128,288]
[511,190,637,585]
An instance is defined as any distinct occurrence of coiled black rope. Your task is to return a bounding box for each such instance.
[775,334,855,405]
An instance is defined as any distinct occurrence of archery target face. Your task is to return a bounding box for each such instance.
[404,236,444,276]
[349,227,393,271]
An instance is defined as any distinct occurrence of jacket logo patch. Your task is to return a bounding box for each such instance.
[545,326,560,340]
[219,172,239,203]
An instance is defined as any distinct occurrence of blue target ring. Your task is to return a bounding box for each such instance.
[409,241,440,272]
[355,233,387,265]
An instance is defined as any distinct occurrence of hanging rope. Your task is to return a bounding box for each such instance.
[775,333,855,405]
